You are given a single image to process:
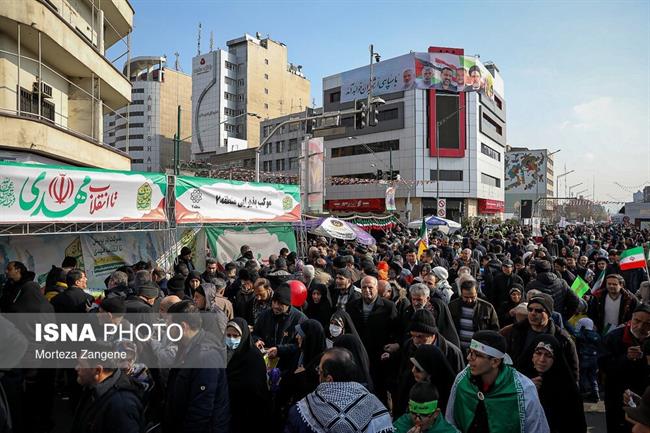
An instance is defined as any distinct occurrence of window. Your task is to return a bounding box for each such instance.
[377,108,399,121]
[238,79,245,86]
[276,141,285,153]
[329,91,341,103]
[19,88,55,122]
[481,143,501,161]
[129,111,144,117]
[331,140,399,158]
[430,170,464,181]
[225,77,237,86]
[225,123,236,133]
[129,146,144,151]
[224,92,237,101]
[131,100,144,105]
[41,100,55,122]
[481,173,501,187]
[288,138,298,151]
[263,161,271,171]
[264,74,269,80]
[289,157,299,169]
[264,103,269,109]
[263,143,272,155]
[225,61,237,71]
[129,134,144,139]
[264,88,269,94]
[129,123,144,128]
[108,121,115,126]
[276,159,285,171]
[265,58,269,65]
[482,112,503,135]
[436,94,460,149]
[494,96,503,110]
[132,88,144,94]
[108,132,115,137]
[132,159,144,164]
[224,108,238,117]
[340,116,354,128]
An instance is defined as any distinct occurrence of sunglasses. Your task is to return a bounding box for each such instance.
[528,307,546,314]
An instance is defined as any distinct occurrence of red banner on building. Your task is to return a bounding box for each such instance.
[478,199,505,214]
[326,198,385,213]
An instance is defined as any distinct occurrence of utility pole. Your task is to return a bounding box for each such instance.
[174,105,181,175]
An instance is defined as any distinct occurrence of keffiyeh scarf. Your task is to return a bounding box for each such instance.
[297,382,393,433]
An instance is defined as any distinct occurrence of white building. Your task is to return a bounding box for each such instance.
[321,47,506,221]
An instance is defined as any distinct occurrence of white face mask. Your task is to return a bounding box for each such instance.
[329,324,343,338]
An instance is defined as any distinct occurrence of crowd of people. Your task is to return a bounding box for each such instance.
[1,222,650,433]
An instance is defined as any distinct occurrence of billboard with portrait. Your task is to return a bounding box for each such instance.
[340,53,494,103]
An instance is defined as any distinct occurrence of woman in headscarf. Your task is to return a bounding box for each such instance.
[326,309,359,346]
[184,270,202,298]
[521,334,586,433]
[393,343,456,419]
[333,334,374,392]
[304,284,331,330]
[285,319,327,403]
[225,317,271,433]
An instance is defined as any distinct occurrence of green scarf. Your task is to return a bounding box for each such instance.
[453,366,525,433]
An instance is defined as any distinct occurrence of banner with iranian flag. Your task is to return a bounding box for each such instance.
[0,161,167,223]
[175,176,301,223]
[620,246,647,271]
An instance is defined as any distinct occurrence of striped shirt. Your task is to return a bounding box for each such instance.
[459,306,475,350]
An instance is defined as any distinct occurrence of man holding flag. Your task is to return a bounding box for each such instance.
[620,245,649,294]
[588,274,638,334]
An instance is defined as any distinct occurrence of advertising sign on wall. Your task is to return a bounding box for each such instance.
[205,225,296,265]
[175,176,301,223]
[340,53,495,103]
[505,150,547,193]
[0,161,167,223]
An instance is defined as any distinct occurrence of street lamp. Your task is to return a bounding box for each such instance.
[574,189,588,197]
[569,182,583,197]
[536,149,560,217]
[556,169,574,199]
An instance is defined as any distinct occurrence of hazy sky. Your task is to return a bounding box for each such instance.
[126,0,650,204]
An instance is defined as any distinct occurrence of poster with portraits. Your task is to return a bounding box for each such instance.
[340,53,495,103]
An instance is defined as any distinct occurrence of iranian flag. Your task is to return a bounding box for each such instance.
[417,218,428,258]
[620,246,647,271]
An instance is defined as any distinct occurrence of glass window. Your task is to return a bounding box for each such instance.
[481,172,501,187]
[481,143,501,161]
[430,170,464,181]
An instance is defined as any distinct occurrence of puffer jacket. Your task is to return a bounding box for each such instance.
[527,272,580,320]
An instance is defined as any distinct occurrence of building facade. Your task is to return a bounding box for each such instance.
[191,33,310,158]
[0,0,133,169]
[103,56,192,172]
[321,47,507,222]
[504,147,555,217]
[258,108,321,176]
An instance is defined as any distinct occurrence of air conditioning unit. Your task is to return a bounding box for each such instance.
[32,81,53,99]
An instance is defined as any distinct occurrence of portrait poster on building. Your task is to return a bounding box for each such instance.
[385,186,397,211]
[340,53,495,103]
[306,137,324,214]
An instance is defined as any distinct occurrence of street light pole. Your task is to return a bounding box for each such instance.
[569,182,583,197]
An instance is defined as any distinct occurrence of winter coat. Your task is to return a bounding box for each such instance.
[526,272,580,320]
[50,286,94,313]
[0,271,35,312]
[574,328,601,369]
[401,299,460,348]
[588,288,638,333]
[486,271,524,308]
[164,330,229,433]
[253,306,307,373]
[70,369,144,433]
[506,318,580,382]
[346,297,398,363]
[448,297,500,335]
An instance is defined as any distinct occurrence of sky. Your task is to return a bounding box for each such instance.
[125,0,650,206]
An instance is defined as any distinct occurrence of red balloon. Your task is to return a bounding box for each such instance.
[288,280,308,307]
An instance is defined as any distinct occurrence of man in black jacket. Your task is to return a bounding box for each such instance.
[165,301,229,433]
[125,281,160,314]
[448,279,500,353]
[0,261,35,312]
[71,346,144,433]
[347,276,398,403]
[506,293,579,381]
[328,268,361,312]
[253,283,307,374]
[526,259,579,321]
[51,269,94,313]
[485,259,523,308]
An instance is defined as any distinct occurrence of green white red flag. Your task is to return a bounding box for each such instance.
[620,246,647,271]
[417,218,428,258]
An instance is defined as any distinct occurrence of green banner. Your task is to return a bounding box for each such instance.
[205,224,297,265]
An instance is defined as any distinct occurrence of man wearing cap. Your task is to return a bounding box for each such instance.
[526,259,579,321]
[485,258,523,310]
[174,246,195,273]
[125,281,160,314]
[329,268,361,311]
[446,330,549,433]
[267,257,292,289]
[601,304,650,433]
[506,293,579,380]
[253,282,307,374]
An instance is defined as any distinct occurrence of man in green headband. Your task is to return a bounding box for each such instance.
[393,383,459,433]
[445,331,549,433]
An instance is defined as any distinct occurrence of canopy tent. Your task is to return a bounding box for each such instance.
[299,217,376,246]
[408,216,462,233]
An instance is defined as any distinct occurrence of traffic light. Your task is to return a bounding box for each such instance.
[355,99,367,130]
[368,103,379,127]
[376,169,383,180]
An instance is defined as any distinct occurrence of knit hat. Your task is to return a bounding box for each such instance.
[432,266,448,281]
[576,317,594,332]
[502,259,514,267]
[534,260,552,274]
[408,309,437,335]
[509,284,524,295]
[529,293,554,315]
[272,283,292,306]
[167,275,185,293]
[138,281,160,299]
[100,296,126,314]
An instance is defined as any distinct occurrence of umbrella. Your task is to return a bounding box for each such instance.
[407,216,461,230]
[306,217,376,246]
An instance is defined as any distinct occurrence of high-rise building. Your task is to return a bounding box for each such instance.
[192,33,310,158]
[505,147,555,217]
[103,56,192,172]
[321,47,506,221]
[0,0,133,169]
